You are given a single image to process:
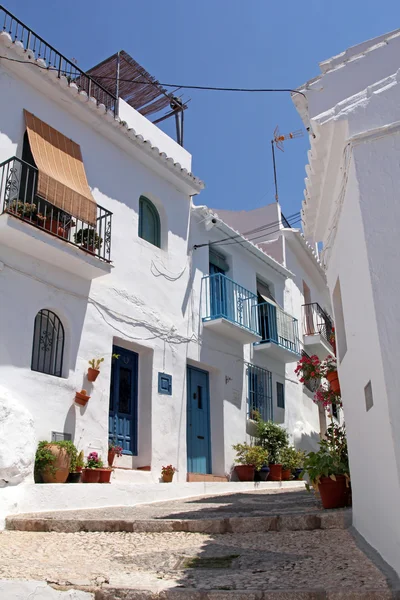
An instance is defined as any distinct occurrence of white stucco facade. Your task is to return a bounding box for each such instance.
[0,22,331,524]
[293,30,400,576]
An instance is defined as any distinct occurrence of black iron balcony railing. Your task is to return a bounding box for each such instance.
[302,302,333,342]
[1,5,117,115]
[0,156,112,262]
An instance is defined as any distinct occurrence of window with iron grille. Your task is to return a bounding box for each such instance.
[31,309,65,377]
[277,382,285,409]
[247,363,273,421]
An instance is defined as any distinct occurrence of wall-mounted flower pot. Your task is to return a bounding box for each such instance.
[75,390,90,406]
[108,448,116,467]
[67,471,82,483]
[318,475,349,509]
[162,473,174,483]
[41,444,71,484]
[281,469,292,481]
[87,368,100,382]
[326,371,341,395]
[81,468,100,483]
[234,465,255,482]
[98,468,112,483]
[268,463,282,481]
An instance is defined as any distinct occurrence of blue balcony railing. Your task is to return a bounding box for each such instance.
[257,302,300,355]
[202,273,259,334]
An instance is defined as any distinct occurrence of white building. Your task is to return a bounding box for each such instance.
[292,30,400,577]
[0,6,333,520]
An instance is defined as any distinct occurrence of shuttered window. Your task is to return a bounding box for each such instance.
[139,196,161,248]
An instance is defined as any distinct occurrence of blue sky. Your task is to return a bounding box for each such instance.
[5,1,400,219]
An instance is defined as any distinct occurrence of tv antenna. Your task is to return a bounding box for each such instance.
[271,126,303,202]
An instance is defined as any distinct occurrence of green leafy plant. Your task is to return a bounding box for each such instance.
[302,422,349,491]
[232,443,269,471]
[35,440,77,476]
[89,357,104,370]
[70,450,84,472]
[74,227,103,250]
[280,446,306,471]
[85,451,103,469]
[255,420,289,464]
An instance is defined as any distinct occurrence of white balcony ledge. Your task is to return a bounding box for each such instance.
[203,317,261,344]
[254,340,301,363]
[303,333,334,360]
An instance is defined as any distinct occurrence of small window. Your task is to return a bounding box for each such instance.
[247,363,273,421]
[277,382,285,409]
[31,309,65,377]
[139,196,161,248]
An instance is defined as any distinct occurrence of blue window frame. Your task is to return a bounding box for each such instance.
[247,363,273,421]
[139,196,161,247]
[277,381,285,409]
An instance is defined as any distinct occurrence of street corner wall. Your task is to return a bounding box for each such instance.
[325,157,400,576]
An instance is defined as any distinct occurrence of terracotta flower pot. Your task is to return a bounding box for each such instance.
[326,371,341,395]
[234,465,255,482]
[318,475,349,509]
[281,468,292,481]
[98,468,112,483]
[44,218,67,239]
[41,444,71,484]
[75,390,90,406]
[268,463,282,481]
[162,472,174,483]
[81,468,100,483]
[87,368,100,382]
[108,448,116,467]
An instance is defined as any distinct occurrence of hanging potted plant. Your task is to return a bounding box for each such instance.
[295,353,321,385]
[67,449,84,483]
[302,423,350,509]
[313,385,342,412]
[81,451,103,483]
[108,441,123,467]
[35,440,77,484]
[161,464,177,483]
[75,389,90,406]
[255,419,289,481]
[74,227,103,253]
[321,355,340,395]
[87,357,104,382]
[232,443,268,482]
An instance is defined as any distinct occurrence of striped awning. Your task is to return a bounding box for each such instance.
[24,110,97,225]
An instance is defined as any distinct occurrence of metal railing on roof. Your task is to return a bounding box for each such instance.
[1,5,117,115]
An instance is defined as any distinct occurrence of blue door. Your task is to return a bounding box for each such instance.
[187,366,211,474]
[109,346,138,455]
[209,263,228,318]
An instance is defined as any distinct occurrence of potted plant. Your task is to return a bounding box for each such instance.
[161,464,177,483]
[295,354,321,385]
[74,227,103,253]
[108,441,123,467]
[302,422,350,509]
[320,355,340,395]
[313,385,342,411]
[35,440,77,484]
[98,466,113,483]
[81,451,103,483]
[7,200,45,224]
[255,419,289,481]
[232,443,268,481]
[67,449,84,483]
[280,446,297,480]
[88,357,104,382]
[75,389,90,406]
[256,464,270,481]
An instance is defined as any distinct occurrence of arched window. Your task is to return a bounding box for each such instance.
[138,196,161,248]
[31,309,65,377]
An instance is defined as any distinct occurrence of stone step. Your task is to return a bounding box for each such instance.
[6,508,351,533]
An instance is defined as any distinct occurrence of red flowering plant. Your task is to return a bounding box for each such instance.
[320,355,337,378]
[85,452,103,469]
[108,441,123,457]
[161,465,177,476]
[329,326,336,347]
[313,384,342,410]
[294,354,321,384]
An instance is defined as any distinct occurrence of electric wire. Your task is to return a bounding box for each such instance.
[213,216,302,248]
[0,54,305,97]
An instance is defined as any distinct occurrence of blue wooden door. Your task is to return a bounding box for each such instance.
[209,263,227,318]
[187,366,211,474]
[109,346,138,455]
